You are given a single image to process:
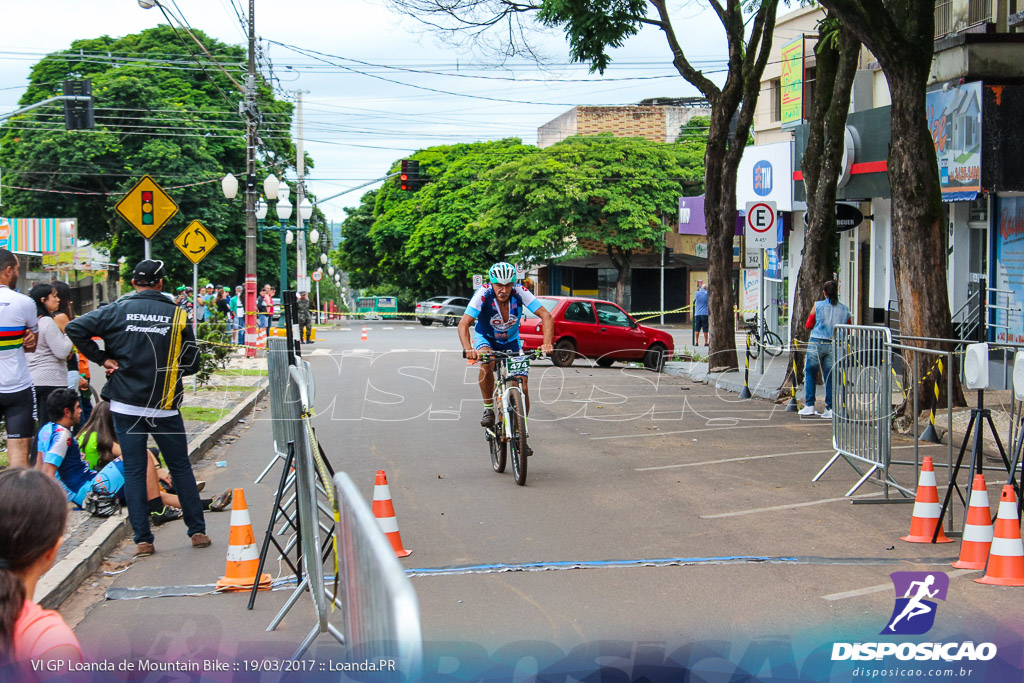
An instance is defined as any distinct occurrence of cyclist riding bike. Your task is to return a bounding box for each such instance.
[459,262,554,443]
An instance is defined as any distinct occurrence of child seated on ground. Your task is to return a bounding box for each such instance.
[74,399,232,517]
[0,468,84,678]
[38,391,231,525]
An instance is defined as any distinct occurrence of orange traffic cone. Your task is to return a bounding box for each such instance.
[360,326,368,342]
[901,457,953,543]
[952,473,994,569]
[216,488,273,591]
[975,485,1024,586]
[372,470,411,557]
[257,327,267,348]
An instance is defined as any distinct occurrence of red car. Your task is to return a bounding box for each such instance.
[519,296,674,371]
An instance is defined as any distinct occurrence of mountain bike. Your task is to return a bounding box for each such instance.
[464,348,543,486]
[743,307,785,359]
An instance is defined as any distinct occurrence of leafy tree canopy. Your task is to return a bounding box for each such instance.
[0,26,300,289]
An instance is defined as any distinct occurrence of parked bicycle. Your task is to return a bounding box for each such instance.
[463,348,543,486]
[743,308,784,359]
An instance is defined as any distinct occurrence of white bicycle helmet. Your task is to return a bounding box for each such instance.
[488,262,517,284]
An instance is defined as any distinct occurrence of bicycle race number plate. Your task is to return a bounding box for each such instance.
[505,355,530,377]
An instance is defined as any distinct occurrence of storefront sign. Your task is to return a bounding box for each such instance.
[927,82,982,198]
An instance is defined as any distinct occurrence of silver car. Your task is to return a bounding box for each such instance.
[415,296,469,327]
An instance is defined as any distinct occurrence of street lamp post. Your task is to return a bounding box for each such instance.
[255,177,317,322]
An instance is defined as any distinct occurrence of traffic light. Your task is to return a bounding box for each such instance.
[141,190,155,226]
[62,79,95,131]
[399,159,420,191]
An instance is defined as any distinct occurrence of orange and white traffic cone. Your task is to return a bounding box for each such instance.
[952,473,994,569]
[360,325,368,342]
[975,485,1024,586]
[901,457,953,543]
[257,327,267,347]
[216,488,273,591]
[372,470,411,558]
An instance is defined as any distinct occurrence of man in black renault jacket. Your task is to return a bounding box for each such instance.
[67,259,211,556]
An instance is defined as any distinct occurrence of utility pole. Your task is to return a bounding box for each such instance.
[295,91,307,293]
[243,0,258,358]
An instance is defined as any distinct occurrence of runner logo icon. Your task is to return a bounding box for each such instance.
[882,571,949,636]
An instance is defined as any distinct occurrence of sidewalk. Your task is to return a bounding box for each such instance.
[33,349,269,609]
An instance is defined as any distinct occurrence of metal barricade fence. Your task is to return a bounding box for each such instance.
[814,324,912,498]
[334,472,423,677]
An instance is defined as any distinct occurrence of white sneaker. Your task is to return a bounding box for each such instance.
[798,405,816,416]
[820,408,834,419]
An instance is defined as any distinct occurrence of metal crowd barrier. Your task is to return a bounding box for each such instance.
[814,324,913,498]
[334,472,423,677]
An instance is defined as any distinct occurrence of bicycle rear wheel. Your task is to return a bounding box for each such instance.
[507,389,528,486]
[488,428,506,473]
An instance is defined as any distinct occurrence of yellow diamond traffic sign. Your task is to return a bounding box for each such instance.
[173,221,218,265]
[115,175,179,240]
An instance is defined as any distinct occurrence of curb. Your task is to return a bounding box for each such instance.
[35,381,269,610]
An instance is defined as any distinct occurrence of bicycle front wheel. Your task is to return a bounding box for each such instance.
[507,389,528,486]
[764,330,785,357]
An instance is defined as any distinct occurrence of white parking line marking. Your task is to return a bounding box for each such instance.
[701,492,891,518]
[822,570,979,601]
[636,448,835,471]
[383,327,394,330]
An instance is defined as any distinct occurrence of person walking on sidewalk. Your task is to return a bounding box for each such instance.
[0,249,39,470]
[693,284,709,347]
[798,280,851,420]
[65,259,211,557]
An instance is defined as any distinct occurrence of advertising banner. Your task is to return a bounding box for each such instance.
[927,82,982,198]
[993,196,1024,343]
[780,38,804,127]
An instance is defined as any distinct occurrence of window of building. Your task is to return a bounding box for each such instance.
[803,67,816,119]
[770,78,781,123]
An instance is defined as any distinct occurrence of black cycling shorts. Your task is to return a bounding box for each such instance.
[0,387,37,439]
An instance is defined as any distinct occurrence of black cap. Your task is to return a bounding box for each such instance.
[133,259,165,285]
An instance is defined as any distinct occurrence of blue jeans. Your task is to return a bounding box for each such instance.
[112,411,205,544]
[804,340,835,409]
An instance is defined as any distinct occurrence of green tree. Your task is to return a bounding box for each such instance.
[388,0,778,366]
[337,139,533,302]
[480,135,691,308]
[0,27,296,288]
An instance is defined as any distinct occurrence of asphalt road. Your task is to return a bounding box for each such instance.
[67,322,1021,676]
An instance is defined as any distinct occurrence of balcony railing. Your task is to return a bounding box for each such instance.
[935,0,954,37]
[968,0,993,25]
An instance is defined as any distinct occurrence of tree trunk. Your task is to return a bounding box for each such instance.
[704,101,741,371]
[607,246,632,310]
[886,62,966,409]
[788,24,860,386]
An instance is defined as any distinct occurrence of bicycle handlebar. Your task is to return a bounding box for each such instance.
[462,348,545,361]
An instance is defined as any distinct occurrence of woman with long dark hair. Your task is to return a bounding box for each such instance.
[799,280,852,420]
[0,468,83,671]
[50,281,92,429]
[26,284,73,433]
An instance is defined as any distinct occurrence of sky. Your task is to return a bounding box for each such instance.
[0,0,737,224]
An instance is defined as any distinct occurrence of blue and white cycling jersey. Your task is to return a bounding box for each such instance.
[465,284,542,347]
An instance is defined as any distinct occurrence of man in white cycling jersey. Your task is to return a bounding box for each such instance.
[0,248,40,468]
[459,262,553,438]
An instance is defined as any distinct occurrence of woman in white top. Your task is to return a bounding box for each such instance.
[26,283,73,433]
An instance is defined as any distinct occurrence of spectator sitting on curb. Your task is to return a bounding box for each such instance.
[76,400,232,514]
[38,389,183,525]
[65,259,210,558]
[0,468,83,675]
